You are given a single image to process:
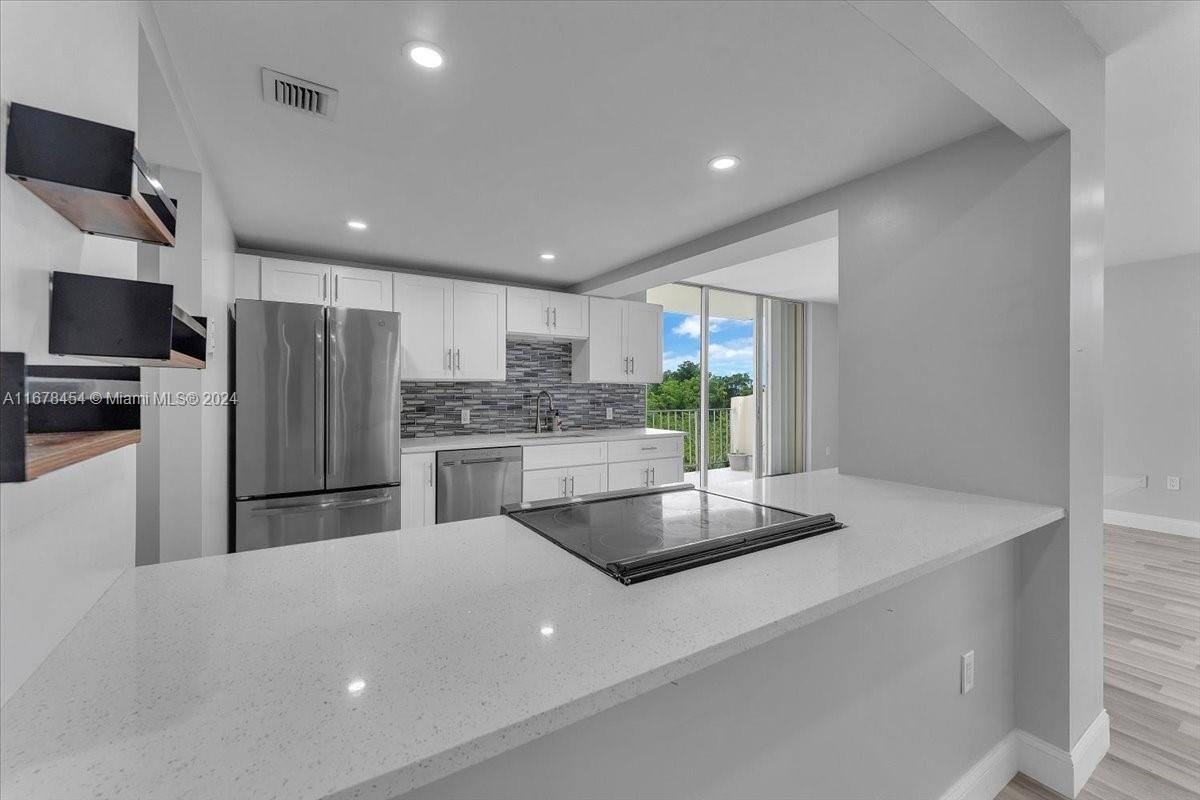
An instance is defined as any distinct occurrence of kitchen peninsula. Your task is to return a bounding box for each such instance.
[0,470,1063,800]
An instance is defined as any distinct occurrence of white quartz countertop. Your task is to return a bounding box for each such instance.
[398,426,684,454]
[0,471,1063,800]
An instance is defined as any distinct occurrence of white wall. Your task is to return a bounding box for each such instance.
[1104,254,1200,524]
[805,302,838,471]
[0,0,142,706]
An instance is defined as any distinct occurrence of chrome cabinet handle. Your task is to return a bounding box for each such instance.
[425,463,433,486]
[630,355,635,374]
[545,307,551,327]
[454,348,461,370]
[650,466,656,485]
[552,307,557,327]
[323,273,328,301]
[446,348,452,370]
[561,476,568,497]
[334,273,340,302]
[569,475,575,495]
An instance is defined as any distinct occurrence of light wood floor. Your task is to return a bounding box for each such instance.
[997,524,1200,800]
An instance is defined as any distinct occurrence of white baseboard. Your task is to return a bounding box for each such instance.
[938,731,1019,800]
[939,711,1109,800]
[1104,509,1200,539]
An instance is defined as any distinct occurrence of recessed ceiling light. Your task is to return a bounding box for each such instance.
[540,253,556,261]
[346,678,366,694]
[346,220,368,230]
[405,42,445,70]
[708,155,740,171]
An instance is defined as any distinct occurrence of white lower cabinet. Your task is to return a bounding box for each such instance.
[400,452,436,529]
[522,463,608,502]
[608,456,684,491]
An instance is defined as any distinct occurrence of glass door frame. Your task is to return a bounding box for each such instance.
[677,282,800,488]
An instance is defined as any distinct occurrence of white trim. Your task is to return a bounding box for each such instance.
[939,711,1109,800]
[938,732,1018,800]
[1104,509,1200,539]
[1016,710,1110,797]
[1069,710,1111,796]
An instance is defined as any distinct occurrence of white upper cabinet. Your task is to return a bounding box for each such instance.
[506,288,589,339]
[572,297,663,384]
[547,291,589,338]
[452,281,506,381]
[624,301,664,383]
[331,266,392,311]
[258,258,390,311]
[260,258,330,305]
[393,276,505,382]
[507,287,552,336]
[393,274,454,381]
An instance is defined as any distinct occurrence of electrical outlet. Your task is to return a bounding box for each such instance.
[1167,475,1181,491]
[461,408,470,424]
[1136,474,1148,489]
[825,446,831,457]
[606,407,613,420]
[961,650,975,694]
[206,319,217,355]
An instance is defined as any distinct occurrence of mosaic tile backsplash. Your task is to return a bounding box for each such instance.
[402,339,647,438]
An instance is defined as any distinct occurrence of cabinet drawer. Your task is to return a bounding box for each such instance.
[522,440,608,470]
[608,436,682,463]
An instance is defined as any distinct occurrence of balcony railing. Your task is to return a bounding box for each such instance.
[645,408,732,470]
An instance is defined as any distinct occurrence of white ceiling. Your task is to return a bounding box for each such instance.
[1061,0,1195,55]
[153,1,996,287]
[688,236,839,304]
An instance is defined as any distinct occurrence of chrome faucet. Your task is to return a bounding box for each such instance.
[536,390,556,434]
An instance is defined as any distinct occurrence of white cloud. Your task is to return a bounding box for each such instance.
[708,338,754,363]
[672,315,725,338]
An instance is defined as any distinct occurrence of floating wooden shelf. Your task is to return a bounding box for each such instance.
[1,353,143,483]
[49,272,207,369]
[25,430,140,480]
[5,103,176,246]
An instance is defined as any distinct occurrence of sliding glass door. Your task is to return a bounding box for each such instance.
[647,284,805,489]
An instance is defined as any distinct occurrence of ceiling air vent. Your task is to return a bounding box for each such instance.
[261,68,338,119]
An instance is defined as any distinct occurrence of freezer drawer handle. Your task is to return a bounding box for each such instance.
[249,495,391,516]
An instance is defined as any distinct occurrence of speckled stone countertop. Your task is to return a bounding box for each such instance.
[398,426,684,454]
[0,470,1063,800]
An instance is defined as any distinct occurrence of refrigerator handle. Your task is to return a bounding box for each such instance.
[315,322,323,479]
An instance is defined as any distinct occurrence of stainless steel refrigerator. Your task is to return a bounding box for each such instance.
[234,299,402,551]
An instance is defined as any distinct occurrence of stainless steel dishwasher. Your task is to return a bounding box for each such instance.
[436,447,523,523]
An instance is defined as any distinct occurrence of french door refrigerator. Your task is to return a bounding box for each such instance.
[234,299,402,551]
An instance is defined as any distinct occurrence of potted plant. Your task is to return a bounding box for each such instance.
[727,452,751,471]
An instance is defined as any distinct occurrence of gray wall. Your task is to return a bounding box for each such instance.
[402,542,1020,800]
[806,302,838,471]
[403,340,646,437]
[1104,253,1200,522]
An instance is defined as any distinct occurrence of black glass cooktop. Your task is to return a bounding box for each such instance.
[504,485,843,584]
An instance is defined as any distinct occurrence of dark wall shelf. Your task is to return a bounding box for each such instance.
[5,103,177,246]
[1,353,142,483]
[49,271,207,369]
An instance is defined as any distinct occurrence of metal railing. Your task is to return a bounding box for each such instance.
[645,408,731,470]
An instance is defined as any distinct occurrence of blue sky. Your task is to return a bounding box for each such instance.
[662,312,754,377]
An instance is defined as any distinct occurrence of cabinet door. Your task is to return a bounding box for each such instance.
[332,266,392,311]
[400,452,436,529]
[582,297,627,383]
[452,281,506,381]
[506,287,550,336]
[393,274,454,380]
[523,467,571,502]
[565,463,607,497]
[260,258,330,305]
[547,292,589,339]
[607,459,649,492]
[646,456,683,487]
[625,302,663,384]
